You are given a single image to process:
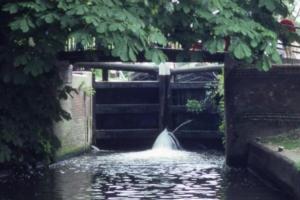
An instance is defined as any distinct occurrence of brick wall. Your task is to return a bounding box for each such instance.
[53,64,93,160]
[225,57,300,167]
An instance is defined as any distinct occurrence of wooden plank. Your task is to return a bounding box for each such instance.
[171,65,223,75]
[95,129,158,139]
[170,82,217,89]
[74,62,158,73]
[95,81,159,88]
[95,104,159,114]
[95,129,221,139]
[170,105,187,113]
[175,130,222,139]
[169,105,219,114]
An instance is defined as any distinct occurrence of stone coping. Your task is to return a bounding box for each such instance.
[248,141,300,199]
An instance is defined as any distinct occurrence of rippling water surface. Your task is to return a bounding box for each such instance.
[0,150,290,200]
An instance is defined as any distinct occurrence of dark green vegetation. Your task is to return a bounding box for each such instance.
[295,162,300,171]
[0,0,299,169]
[261,131,300,171]
[0,70,72,169]
[186,73,225,135]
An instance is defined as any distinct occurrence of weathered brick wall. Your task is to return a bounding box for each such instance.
[225,57,300,167]
[54,64,93,160]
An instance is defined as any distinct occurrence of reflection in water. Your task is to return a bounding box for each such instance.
[0,150,290,200]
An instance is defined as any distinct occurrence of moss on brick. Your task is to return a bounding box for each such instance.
[295,161,300,171]
[55,145,88,161]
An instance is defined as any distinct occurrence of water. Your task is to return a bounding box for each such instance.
[0,150,290,200]
[152,120,192,150]
[152,129,182,150]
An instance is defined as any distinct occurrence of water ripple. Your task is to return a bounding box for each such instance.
[0,150,289,200]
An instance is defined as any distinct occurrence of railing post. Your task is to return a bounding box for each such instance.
[92,69,97,145]
[159,63,171,131]
[102,69,109,81]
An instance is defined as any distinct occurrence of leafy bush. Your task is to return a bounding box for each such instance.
[186,73,225,134]
[0,68,71,169]
[186,100,203,113]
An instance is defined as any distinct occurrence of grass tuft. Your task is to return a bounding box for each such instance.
[263,133,300,150]
[295,162,300,171]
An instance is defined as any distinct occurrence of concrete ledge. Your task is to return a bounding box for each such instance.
[248,141,300,199]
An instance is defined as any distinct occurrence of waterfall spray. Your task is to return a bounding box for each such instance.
[152,120,193,150]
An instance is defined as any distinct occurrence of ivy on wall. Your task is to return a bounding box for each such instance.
[185,73,224,134]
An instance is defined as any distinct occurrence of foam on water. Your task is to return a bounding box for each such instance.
[152,129,182,150]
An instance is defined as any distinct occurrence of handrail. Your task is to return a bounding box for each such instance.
[272,63,300,67]
[171,64,223,75]
[73,62,158,73]
[73,62,224,74]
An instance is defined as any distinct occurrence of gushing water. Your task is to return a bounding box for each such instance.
[152,129,182,150]
[152,120,192,150]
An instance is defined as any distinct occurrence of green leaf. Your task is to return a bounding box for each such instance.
[149,28,167,46]
[96,23,107,33]
[109,23,119,31]
[182,5,191,14]
[145,49,166,64]
[204,39,224,53]
[43,14,55,23]
[14,54,29,67]
[103,0,114,7]
[75,6,85,15]
[2,3,18,14]
[20,18,30,32]
[112,39,129,61]
[258,0,276,12]
[128,47,137,62]
[233,41,252,59]
[271,51,282,64]
[9,17,35,33]
[186,99,203,113]
[250,39,258,48]
[259,55,272,71]
[24,58,44,76]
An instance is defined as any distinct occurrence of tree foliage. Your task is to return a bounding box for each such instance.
[1,0,298,77]
[149,0,298,70]
[0,0,298,168]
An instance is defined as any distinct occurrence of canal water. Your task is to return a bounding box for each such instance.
[0,150,290,200]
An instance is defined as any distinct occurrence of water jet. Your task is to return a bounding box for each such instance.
[152,120,193,150]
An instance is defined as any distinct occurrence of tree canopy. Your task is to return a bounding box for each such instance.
[1,0,299,81]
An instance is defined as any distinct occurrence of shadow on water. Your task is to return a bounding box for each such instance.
[0,149,292,200]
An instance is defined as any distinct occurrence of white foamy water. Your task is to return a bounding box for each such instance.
[152,129,182,150]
